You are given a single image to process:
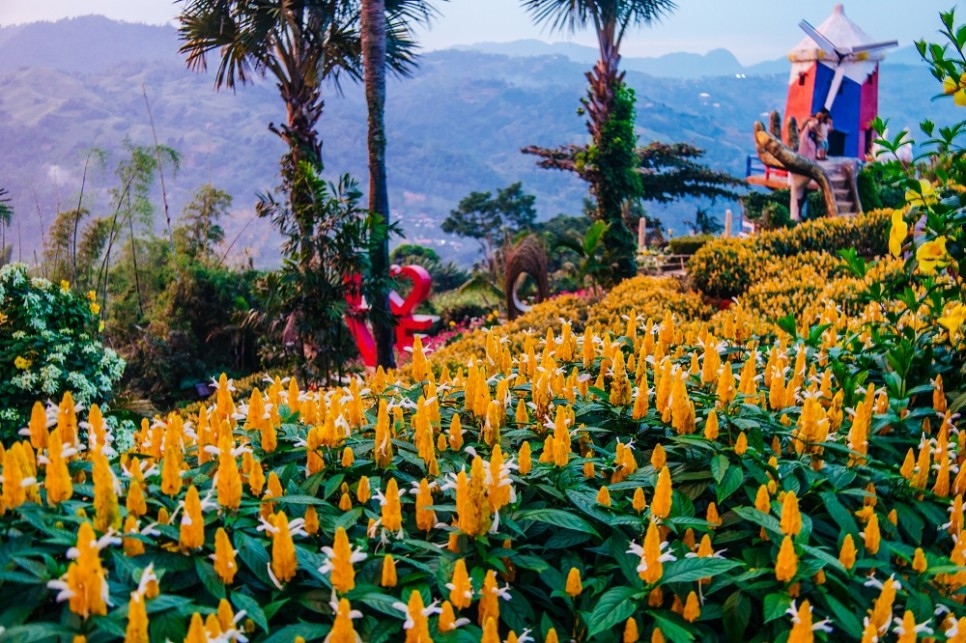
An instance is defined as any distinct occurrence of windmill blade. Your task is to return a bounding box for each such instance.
[824,65,846,111]
[799,19,848,57]
[850,39,899,54]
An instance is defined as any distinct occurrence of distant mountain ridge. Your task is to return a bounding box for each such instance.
[453,38,926,78]
[0,17,956,267]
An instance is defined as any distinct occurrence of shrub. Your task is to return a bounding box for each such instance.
[0,263,124,436]
[667,234,714,256]
[689,210,891,299]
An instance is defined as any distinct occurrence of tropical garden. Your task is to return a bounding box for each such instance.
[1,1,966,642]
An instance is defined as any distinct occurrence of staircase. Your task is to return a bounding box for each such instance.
[821,159,862,217]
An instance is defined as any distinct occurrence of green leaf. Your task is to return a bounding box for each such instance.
[586,586,638,638]
[649,611,696,643]
[763,592,791,623]
[232,591,270,634]
[723,591,751,640]
[716,466,743,504]
[194,558,227,600]
[822,592,864,639]
[0,624,75,642]
[513,508,601,538]
[660,557,740,585]
[261,623,330,643]
[710,455,730,484]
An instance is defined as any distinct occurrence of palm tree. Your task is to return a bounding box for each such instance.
[523,0,676,143]
[361,0,436,368]
[522,0,676,281]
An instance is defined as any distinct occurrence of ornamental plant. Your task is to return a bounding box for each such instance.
[0,263,124,437]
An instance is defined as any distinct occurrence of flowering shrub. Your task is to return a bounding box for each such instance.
[688,211,891,300]
[0,263,124,436]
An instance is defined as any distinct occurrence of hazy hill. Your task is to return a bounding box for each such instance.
[0,17,957,267]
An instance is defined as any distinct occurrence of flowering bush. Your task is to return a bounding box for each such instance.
[0,263,124,436]
[688,211,891,300]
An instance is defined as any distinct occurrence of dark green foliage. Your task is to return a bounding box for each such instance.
[685,207,723,235]
[667,234,714,256]
[858,163,906,211]
[579,84,641,283]
[176,183,230,262]
[742,189,793,230]
[255,165,390,382]
[121,262,260,406]
[442,181,537,265]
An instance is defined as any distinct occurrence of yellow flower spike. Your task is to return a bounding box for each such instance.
[704,409,719,441]
[180,485,205,550]
[916,236,949,275]
[518,441,532,475]
[868,576,899,635]
[896,610,917,643]
[216,599,234,632]
[787,599,814,643]
[415,478,436,532]
[839,533,857,570]
[185,612,207,643]
[648,587,664,608]
[90,450,121,533]
[381,554,398,588]
[912,547,927,573]
[779,491,801,536]
[160,441,183,497]
[775,535,798,582]
[735,431,748,455]
[481,616,500,643]
[439,600,458,632]
[651,627,665,643]
[123,515,144,557]
[949,495,966,536]
[623,617,640,643]
[60,522,109,619]
[357,476,371,504]
[706,502,721,528]
[339,490,353,512]
[213,527,237,584]
[583,460,596,479]
[448,558,473,610]
[448,413,464,452]
[124,591,149,643]
[637,520,667,584]
[28,401,48,450]
[341,447,354,468]
[477,569,502,626]
[6,443,37,509]
[632,487,648,513]
[303,506,319,536]
[597,485,612,507]
[457,457,491,537]
[544,627,559,643]
[270,511,298,586]
[683,591,701,623]
[899,448,916,481]
[216,438,242,512]
[651,466,672,520]
[373,399,393,468]
[46,428,73,506]
[609,350,632,407]
[381,477,403,533]
[650,444,666,469]
[324,526,361,594]
[565,567,583,597]
[862,513,881,554]
[755,485,771,513]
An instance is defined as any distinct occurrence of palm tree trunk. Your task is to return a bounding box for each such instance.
[362,0,396,369]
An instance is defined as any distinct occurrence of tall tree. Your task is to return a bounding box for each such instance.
[522,0,676,282]
[180,0,428,371]
[362,0,394,369]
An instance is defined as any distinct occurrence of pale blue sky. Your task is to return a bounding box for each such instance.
[0,0,952,64]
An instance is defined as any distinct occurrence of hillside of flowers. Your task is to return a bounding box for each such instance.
[1,194,965,642]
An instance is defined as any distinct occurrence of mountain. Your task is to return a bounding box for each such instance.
[0,18,957,268]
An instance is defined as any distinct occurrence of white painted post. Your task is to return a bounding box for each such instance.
[724,209,733,237]
[638,217,647,251]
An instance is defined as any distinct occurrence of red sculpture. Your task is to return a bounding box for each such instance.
[344,265,436,367]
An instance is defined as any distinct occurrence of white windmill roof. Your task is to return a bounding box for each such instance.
[788,4,885,85]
